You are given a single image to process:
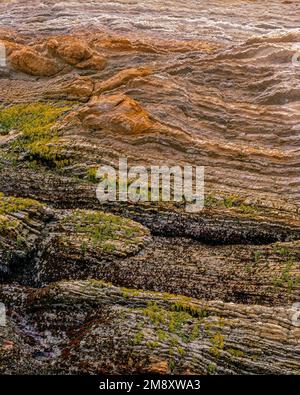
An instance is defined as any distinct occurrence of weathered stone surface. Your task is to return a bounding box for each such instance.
[0,194,51,283]
[37,208,151,284]
[0,320,38,374]
[0,0,299,375]
[44,76,94,102]
[1,280,299,374]
[5,35,106,77]
[9,46,64,77]
[78,94,154,135]
[94,67,153,95]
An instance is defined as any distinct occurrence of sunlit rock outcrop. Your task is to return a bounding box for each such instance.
[0,0,299,375]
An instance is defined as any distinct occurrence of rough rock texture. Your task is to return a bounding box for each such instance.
[0,280,300,375]
[0,194,52,283]
[0,0,299,375]
[7,36,106,77]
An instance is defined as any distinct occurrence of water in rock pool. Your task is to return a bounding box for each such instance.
[0,0,299,376]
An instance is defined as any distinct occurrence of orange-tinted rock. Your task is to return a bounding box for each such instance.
[143,359,169,374]
[44,77,94,101]
[78,94,153,134]
[7,36,106,76]
[75,54,106,70]
[0,39,23,57]
[94,67,152,94]
[48,37,106,71]
[93,34,216,54]
[9,46,63,76]
[51,37,92,65]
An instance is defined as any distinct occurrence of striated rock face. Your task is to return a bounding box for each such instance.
[0,194,52,283]
[0,0,300,375]
[0,280,300,375]
[78,94,154,135]
[7,36,107,77]
[0,194,299,375]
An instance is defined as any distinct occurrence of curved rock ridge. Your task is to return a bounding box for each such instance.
[0,0,300,376]
[0,194,51,283]
[4,36,107,77]
[0,160,300,244]
[0,193,299,302]
[0,280,300,374]
[1,28,299,202]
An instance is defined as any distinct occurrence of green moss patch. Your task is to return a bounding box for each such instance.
[62,210,150,255]
[0,102,73,168]
[205,193,258,214]
[0,215,19,235]
[142,302,192,337]
[0,193,43,240]
[0,192,41,216]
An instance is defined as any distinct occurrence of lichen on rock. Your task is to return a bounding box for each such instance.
[0,102,74,167]
[60,209,150,256]
[0,0,300,376]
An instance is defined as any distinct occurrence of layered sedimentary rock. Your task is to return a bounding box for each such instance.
[0,280,300,374]
[0,0,300,374]
[0,192,299,374]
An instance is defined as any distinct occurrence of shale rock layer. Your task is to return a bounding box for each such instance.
[0,0,299,375]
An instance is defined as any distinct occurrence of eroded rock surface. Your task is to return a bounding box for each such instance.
[0,0,299,375]
[0,280,300,374]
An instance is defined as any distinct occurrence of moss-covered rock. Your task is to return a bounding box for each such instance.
[0,102,73,168]
[36,209,151,284]
[0,193,50,282]
[64,209,150,255]
[2,279,298,375]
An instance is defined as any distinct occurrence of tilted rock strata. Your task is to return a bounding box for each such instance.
[0,194,51,283]
[6,36,106,77]
[0,280,299,374]
[0,0,299,375]
[1,27,299,201]
[0,194,298,308]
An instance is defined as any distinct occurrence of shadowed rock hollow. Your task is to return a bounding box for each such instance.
[0,0,300,375]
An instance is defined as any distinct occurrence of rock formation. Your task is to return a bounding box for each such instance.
[0,0,299,375]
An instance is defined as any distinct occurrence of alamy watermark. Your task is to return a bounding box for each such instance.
[0,41,6,67]
[292,43,300,67]
[96,159,204,213]
[0,302,6,326]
